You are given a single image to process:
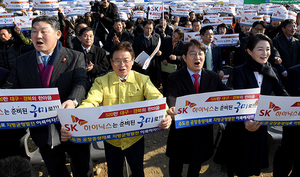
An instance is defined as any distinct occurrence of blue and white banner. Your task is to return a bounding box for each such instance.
[0,13,15,28]
[255,95,300,126]
[57,98,166,143]
[174,88,260,129]
[213,34,239,47]
[0,88,61,129]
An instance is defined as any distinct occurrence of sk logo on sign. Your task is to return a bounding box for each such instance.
[269,102,281,112]
[186,100,197,108]
[71,115,88,126]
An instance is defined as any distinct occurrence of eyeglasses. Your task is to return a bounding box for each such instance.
[189,52,204,58]
[112,59,132,65]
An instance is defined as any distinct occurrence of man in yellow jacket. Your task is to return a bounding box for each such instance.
[62,41,171,177]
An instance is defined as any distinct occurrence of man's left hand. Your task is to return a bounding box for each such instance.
[86,61,94,71]
[159,115,172,129]
[61,100,76,108]
[14,26,21,35]
[156,51,162,56]
[218,70,224,79]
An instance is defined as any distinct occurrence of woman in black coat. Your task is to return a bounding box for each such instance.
[214,34,289,177]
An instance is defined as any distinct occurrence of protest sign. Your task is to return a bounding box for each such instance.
[14,16,36,31]
[148,4,162,20]
[216,17,233,26]
[184,32,201,42]
[0,13,15,28]
[33,0,59,10]
[213,34,239,47]
[203,14,219,23]
[240,14,264,26]
[255,95,300,126]
[132,10,144,19]
[0,88,61,129]
[272,7,288,21]
[57,98,166,143]
[4,0,29,10]
[174,88,260,129]
[135,38,161,70]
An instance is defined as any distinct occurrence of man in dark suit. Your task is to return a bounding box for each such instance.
[273,64,300,177]
[160,28,184,96]
[4,16,90,177]
[200,25,224,78]
[133,19,162,87]
[166,39,228,177]
[74,27,110,86]
[273,19,300,78]
[103,19,133,52]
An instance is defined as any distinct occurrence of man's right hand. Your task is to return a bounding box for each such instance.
[167,106,177,121]
[61,127,72,142]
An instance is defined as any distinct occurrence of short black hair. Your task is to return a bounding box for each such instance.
[110,41,135,60]
[125,21,134,29]
[281,19,296,28]
[32,16,60,31]
[0,156,36,177]
[0,27,12,34]
[78,27,94,37]
[192,19,201,25]
[142,19,154,27]
[217,23,228,32]
[202,19,210,24]
[252,21,266,29]
[246,33,272,51]
[200,25,213,35]
[174,28,184,39]
[182,39,206,56]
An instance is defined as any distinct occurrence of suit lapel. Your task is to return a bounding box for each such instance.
[26,51,43,87]
[49,48,68,87]
[199,69,210,93]
[245,68,259,88]
[181,67,195,94]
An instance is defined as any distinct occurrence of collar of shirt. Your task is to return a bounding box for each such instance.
[40,51,53,57]
[202,43,211,50]
[81,45,92,52]
[187,67,202,84]
[118,75,128,81]
[286,37,293,41]
[143,33,152,40]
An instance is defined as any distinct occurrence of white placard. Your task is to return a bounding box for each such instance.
[4,0,29,10]
[33,0,59,10]
[174,88,260,129]
[0,13,15,27]
[0,88,61,129]
[58,98,166,143]
[255,95,300,126]
[213,34,239,47]
[14,15,37,30]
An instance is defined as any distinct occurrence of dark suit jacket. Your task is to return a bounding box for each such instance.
[218,63,288,176]
[4,47,88,147]
[103,29,133,52]
[287,64,300,96]
[273,34,300,70]
[160,37,184,69]
[204,43,223,72]
[132,33,162,85]
[166,67,229,164]
[73,44,110,84]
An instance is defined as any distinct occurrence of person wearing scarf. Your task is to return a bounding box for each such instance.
[214,34,289,177]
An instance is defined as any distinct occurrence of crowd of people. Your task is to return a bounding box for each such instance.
[0,1,300,177]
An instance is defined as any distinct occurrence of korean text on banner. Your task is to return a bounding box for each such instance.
[0,88,61,129]
[213,34,239,47]
[255,95,300,126]
[57,98,167,143]
[174,88,260,129]
[4,0,29,10]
